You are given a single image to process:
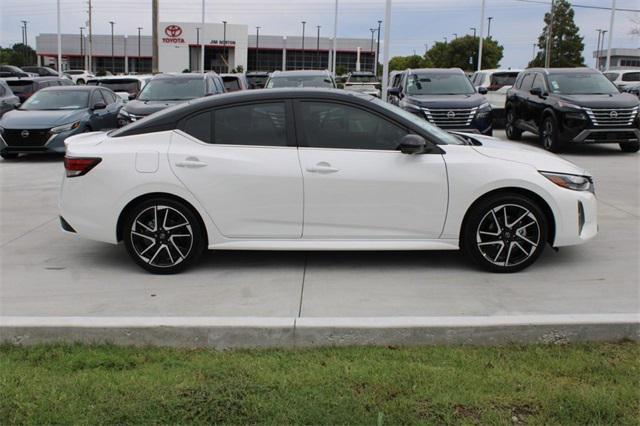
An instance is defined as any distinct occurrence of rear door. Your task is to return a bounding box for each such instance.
[295,100,448,239]
[169,101,303,238]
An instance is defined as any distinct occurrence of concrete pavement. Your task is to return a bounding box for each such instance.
[1,131,639,346]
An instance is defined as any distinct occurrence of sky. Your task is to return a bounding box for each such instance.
[1,0,638,69]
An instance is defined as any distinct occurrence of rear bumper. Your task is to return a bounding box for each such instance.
[570,128,640,144]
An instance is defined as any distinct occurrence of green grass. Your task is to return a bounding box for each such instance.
[1,342,638,425]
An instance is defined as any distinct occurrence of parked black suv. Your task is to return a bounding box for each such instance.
[505,67,640,153]
[388,68,492,135]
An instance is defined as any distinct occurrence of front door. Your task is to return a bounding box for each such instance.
[295,101,448,239]
[169,101,303,238]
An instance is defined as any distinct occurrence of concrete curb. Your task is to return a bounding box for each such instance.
[1,314,638,348]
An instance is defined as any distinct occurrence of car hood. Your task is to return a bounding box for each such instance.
[405,93,486,109]
[554,93,639,109]
[123,99,190,116]
[462,133,589,176]
[0,108,88,129]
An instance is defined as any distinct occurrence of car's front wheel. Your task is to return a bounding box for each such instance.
[620,141,640,153]
[123,198,205,274]
[505,109,522,140]
[462,193,548,273]
[540,115,563,152]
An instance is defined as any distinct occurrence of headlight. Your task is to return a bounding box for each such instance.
[0,125,4,135]
[50,121,81,134]
[476,102,492,118]
[557,101,583,110]
[400,101,422,114]
[118,109,130,118]
[540,171,594,193]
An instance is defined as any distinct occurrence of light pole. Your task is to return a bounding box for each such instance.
[109,21,115,74]
[256,26,260,71]
[600,30,607,69]
[222,21,227,72]
[301,21,306,69]
[595,29,602,69]
[370,28,376,72]
[487,17,493,38]
[381,0,392,101]
[605,0,616,71]
[453,33,458,39]
[137,27,142,73]
[532,43,536,61]
[316,25,321,69]
[80,27,85,68]
[470,27,476,38]
[443,36,447,44]
[375,20,381,78]
[21,20,28,64]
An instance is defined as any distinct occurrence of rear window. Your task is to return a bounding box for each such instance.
[348,74,378,83]
[98,79,140,94]
[6,81,34,94]
[489,72,519,90]
[622,72,640,82]
[603,73,619,82]
[222,77,241,92]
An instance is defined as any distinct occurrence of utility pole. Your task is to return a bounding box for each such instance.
[137,27,142,73]
[109,21,115,74]
[545,0,554,68]
[152,0,159,73]
[316,26,321,69]
[605,0,616,71]
[381,0,392,101]
[532,43,536,61]
[470,27,476,38]
[595,29,602,69]
[222,21,227,72]
[80,27,85,67]
[477,0,485,71]
[370,28,376,73]
[487,17,493,38]
[301,21,306,69]
[332,0,338,74]
[375,20,381,77]
[21,21,27,65]
[88,0,93,72]
[255,26,260,71]
[57,0,62,71]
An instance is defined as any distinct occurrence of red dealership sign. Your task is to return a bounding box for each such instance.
[162,25,185,43]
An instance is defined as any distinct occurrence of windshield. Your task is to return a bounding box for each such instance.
[138,77,205,101]
[20,90,89,110]
[370,97,465,145]
[547,72,619,95]
[266,75,334,88]
[348,74,378,83]
[98,79,140,94]
[406,73,475,95]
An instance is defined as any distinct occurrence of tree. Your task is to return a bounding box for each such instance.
[388,54,429,72]
[529,0,584,67]
[0,43,36,67]
[424,36,503,71]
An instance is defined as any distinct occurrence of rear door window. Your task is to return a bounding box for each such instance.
[519,73,535,91]
[622,72,640,82]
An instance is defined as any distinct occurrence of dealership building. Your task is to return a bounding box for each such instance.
[35,22,378,74]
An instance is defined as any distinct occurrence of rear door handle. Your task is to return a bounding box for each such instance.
[306,162,339,174]
[175,157,208,168]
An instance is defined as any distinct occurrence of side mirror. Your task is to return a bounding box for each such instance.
[92,101,107,111]
[478,86,488,95]
[128,93,136,100]
[13,103,21,109]
[387,87,402,98]
[398,134,428,154]
[530,87,544,98]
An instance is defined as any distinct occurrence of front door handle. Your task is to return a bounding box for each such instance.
[175,157,208,168]
[306,162,339,174]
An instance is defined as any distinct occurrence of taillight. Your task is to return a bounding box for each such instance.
[64,157,102,177]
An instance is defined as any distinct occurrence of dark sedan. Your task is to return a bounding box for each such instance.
[0,86,122,159]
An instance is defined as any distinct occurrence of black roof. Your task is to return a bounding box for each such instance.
[151,73,212,80]
[38,85,98,92]
[111,89,373,138]
[525,67,599,74]
[270,70,332,77]
[406,68,465,75]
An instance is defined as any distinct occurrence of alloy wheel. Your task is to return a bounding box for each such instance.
[542,119,554,149]
[475,203,541,267]
[130,205,194,268]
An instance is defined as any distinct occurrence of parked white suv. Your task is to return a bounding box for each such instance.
[65,70,95,85]
[603,69,640,90]
[471,69,522,124]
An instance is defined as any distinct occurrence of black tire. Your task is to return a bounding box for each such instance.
[123,197,205,274]
[620,141,640,153]
[1,153,19,160]
[540,115,563,153]
[505,108,522,140]
[76,79,85,85]
[462,193,548,273]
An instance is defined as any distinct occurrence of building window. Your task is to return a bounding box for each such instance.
[247,48,283,72]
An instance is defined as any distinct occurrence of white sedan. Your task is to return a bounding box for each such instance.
[60,89,597,274]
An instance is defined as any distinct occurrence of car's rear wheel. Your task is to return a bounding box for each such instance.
[76,79,85,85]
[505,109,522,140]
[462,193,548,273]
[620,141,640,153]
[123,198,205,274]
[1,153,19,160]
[540,115,563,152]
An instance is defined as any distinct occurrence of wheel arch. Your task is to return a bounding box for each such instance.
[459,187,556,245]
[116,192,209,244]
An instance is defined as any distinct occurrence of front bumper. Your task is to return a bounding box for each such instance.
[553,190,597,247]
[0,127,85,154]
[571,128,640,144]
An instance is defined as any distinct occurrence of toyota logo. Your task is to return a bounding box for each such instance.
[165,25,182,37]
[610,110,618,119]
[21,130,29,138]
[446,111,456,119]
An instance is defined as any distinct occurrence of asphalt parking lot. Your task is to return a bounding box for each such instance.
[1,130,638,319]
